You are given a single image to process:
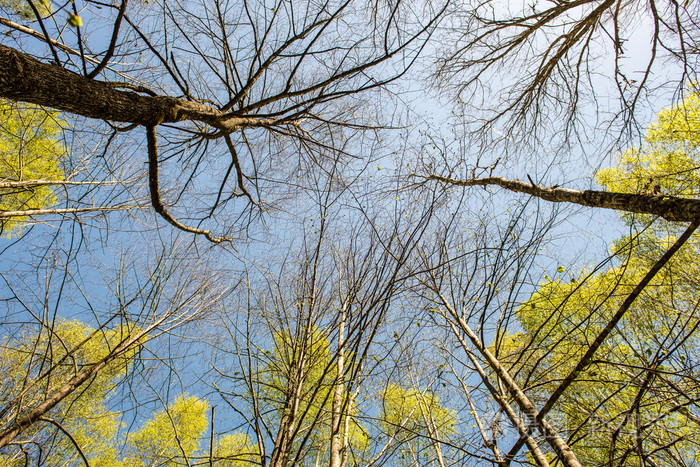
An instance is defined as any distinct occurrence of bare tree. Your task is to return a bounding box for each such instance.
[436,0,700,142]
[204,155,442,465]
[0,0,446,241]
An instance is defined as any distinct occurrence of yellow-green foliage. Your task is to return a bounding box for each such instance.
[504,249,700,465]
[497,92,700,464]
[215,432,260,466]
[499,231,700,462]
[0,320,139,466]
[260,328,370,463]
[381,383,457,438]
[126,395,209,466]
[114,396,256,467]
[597,90,700,199]
[0,0,51,19]
[0,99,65,235]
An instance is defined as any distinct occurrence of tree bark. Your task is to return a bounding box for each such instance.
[329,299,348,467]
[0,44,277,130]
[426,175,700,222]
[445,319,549,467]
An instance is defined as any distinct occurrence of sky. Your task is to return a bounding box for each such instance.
[0,0,697,462]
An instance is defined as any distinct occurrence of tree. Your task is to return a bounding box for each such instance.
[0,319,132,466]
[597,88,700,206]
[412,85,700,465]
[379,383,456,467]
[0,0,445,242]
[435,0,699,142]
[417,84,700,223]
[416,204,584,467]
[2,0,698,466]
[0,325,257,467]
[0,99,65,235]
[126,395,209,466]
[0,244,223,462]
[492,88,700,466]
[258,328,370,466]
[204,154,446,466]
[499,238,700,465]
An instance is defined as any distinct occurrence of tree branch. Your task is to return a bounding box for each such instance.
[0,330,146,449]
[538,220,700,421]
[147,126,232,244]
[0,44,289,130]
[424,174,700,222]
[0,206,134,218]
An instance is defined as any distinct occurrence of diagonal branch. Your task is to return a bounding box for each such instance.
[423,174,700,222]
[0,330,147,449]
[537,220,699,421]
[444,319,548,467]
[435,291,582,467]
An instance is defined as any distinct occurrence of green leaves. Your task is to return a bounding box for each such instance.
[0,320,136,466]
[497,90,700,464]
[381,383,456,436]
[0,0,52,19]
[597,89,700,202]
[0,99,65,235]
[67,13,82,27]
[129,396,208,466]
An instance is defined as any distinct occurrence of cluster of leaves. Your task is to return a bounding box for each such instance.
[0,0,51,20]
[381,383,457,465]
[260,328,370,465]
[0,319,260,466]
[597,89,700,200]
[123,395,259,467]
[0,99,65,236]
[0,320,136,466]
[497,90,700,465]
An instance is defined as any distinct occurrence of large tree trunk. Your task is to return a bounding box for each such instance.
[0,44,274,130]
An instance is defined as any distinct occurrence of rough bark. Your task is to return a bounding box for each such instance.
[0,44,277,130]
[426,175,700,222]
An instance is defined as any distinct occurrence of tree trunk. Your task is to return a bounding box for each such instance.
[437,292,582,467]
[329,299,348,467]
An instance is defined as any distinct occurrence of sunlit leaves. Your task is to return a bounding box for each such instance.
[259,328,370,464]
[128,395,209,466]
[0,0,51,19]
[597,90,700,199]
[380,383,456,464]
[0,320,137,466]
[0,99,65,235]
[215,432,260,467]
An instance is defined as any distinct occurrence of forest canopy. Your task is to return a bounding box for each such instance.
[0,0,698,465]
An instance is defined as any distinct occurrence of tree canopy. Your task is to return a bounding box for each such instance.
[0,0,699,465]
